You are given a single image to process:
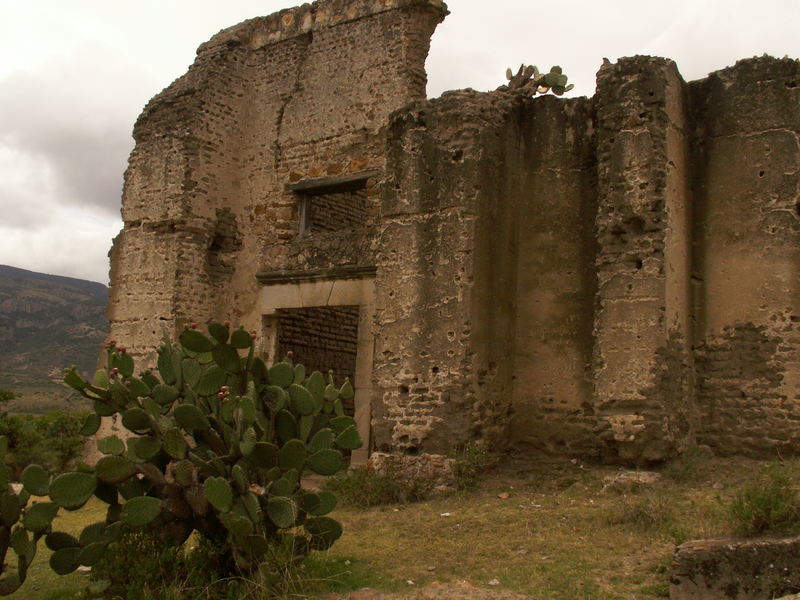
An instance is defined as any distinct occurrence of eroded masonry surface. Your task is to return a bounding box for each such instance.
[107,0,800,466]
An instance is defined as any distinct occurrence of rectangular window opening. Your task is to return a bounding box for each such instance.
[289,172,374,236]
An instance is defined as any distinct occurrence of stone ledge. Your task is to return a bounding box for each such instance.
[670,536,800,600]
[256,265,376,284]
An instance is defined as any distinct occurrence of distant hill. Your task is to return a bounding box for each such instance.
[0,265,107,412]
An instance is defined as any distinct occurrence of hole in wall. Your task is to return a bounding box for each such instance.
[405,446,419,456]
[759,170,765,177]
[399,385,409,394]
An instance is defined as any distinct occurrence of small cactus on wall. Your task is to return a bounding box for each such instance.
[0,322,361,596]
[499,64,575,96]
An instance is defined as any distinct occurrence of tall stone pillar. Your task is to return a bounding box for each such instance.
[593,57,694,464]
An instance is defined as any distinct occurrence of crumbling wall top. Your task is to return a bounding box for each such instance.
[198,0,448,54]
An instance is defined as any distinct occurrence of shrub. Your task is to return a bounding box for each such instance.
[728,467,800,536]
[325,460,429,507]
[0,411,84,478]
[0,321,361,596]
[450,440,498,490]
[606,494,674,530]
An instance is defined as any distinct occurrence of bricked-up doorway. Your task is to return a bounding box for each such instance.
[256,270,376,465]
[275,306,359,416]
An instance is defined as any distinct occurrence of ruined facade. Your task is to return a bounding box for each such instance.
[108,0,800,466]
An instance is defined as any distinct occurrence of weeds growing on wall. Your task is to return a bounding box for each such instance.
[728,464,800,536]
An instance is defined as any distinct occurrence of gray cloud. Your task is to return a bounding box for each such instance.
[0,46,152,219]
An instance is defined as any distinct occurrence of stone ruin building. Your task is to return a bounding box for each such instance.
[107,0,800,468]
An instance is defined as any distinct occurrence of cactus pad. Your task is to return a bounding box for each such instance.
[163,428,188,459]
[305,516,342,550]
[264,385,287,412]
[240,427,257,456]
[268,362,294,387]
[174,404,210,431]
[181,358,202,387]
[266,497,297,528]
[230,328,252,349]
[78,542,106,566]
[330,415,357,434]
[298,414,314,442]
[131,435,161,461]
[97,435,125,456]
[248,442,278,468]
[121,407,151,432]
[195,365,227,396]
[220,512,253,539]
[79,521,108,546]
[204,477,233,513]
[95,456,136,484]
[179,328,215,353]
[153,384,180,406]
[49,472,97,510]
[289,384,315,415]
[121,496,162,527]
[335,425,363,450]
[339,379,354,400]
[208,322,229,343]
[80,412,101,436]
[278,439,306,471]
[49,546,81,575]
[45,531,79,551]
[308,429,335,453]
[310,491,337,516]
[21,464,50,497]
[23,502,59,533]
[306,371,325,407]
[212,343,241,373]
[275,410,297,444]
[307,449,344,476]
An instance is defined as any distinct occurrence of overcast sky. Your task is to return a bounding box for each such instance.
[1,0,798,284]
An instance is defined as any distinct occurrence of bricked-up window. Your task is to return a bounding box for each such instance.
[276,306,359,416]
[289,171,375,236]
[300,188,367,233]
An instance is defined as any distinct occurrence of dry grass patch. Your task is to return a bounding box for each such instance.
[8,454,799,600]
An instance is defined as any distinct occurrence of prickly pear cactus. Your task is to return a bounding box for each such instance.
[0,438,57,595]
[61,322,361,587]
[499,63,575,96]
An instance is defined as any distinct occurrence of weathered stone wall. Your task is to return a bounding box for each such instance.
[508,96,598,456]
[690,57,800,456]
[108,0,448,364]
[108,0,800,464]
[591,57,695,464]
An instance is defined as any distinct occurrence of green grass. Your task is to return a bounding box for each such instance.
[9,456,800,599]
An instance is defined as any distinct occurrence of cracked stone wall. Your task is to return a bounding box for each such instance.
[108,0,800,464]
[109,0,448,362]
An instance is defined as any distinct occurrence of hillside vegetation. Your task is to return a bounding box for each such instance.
[0,265,106,412]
